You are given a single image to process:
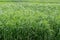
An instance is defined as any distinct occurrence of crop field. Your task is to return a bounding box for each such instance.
[0,0,60,3]
[0,0,60,40]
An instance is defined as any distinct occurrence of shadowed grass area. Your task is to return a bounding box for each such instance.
[0,2,60,40]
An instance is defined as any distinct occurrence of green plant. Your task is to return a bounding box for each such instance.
[0,2,60,40]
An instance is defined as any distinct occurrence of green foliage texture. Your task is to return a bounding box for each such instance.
[0,2,60,40]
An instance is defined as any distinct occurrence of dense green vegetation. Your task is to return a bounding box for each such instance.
[0,0,60,2]
[0,2,60,40]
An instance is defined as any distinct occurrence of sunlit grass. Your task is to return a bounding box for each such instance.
[0,2,60,40]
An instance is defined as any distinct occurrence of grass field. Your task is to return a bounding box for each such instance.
[0,1,60,40]
[0,0,60,3]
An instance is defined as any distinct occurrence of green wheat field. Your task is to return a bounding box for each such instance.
[0,0,60,40]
